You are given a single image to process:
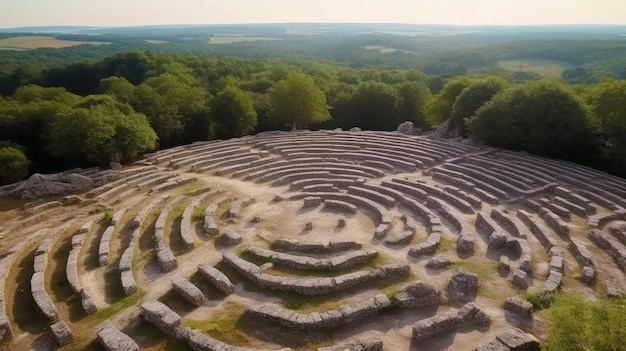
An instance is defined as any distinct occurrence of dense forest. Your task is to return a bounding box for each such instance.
[1,24,626,185]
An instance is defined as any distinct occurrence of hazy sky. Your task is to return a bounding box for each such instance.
[2,0,626,27]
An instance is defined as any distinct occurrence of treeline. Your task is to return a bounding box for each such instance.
[0,52,625,185]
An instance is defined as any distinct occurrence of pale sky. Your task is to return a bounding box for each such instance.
[1,0,625,28]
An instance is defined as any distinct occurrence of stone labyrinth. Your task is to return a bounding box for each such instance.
[0,130,625,351]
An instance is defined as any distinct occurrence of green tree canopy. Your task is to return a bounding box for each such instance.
[211,85,257,139]
[423,76,473,127]
[586,79,626,174]
[396,81,432,131]
[467,80,601,161]
[47,95,157,166]
[270,73,331,129]
[0,146,30,185]
[349,82,400,131]
[450,77,510,136]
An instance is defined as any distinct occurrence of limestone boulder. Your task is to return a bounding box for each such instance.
[396,121,422,136]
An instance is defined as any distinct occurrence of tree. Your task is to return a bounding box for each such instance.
[422,76,473,127]
[98,76,136,104]
[396,81,432,130]
[47,95,157,167]
[450,77,510,136]
[586,79,626,175]
[467,80,601,161]
[211,85,257,139]
[349,82,400,131]
[0,146,30,185]
[270,73,330,129]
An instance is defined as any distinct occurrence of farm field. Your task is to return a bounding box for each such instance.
[364,45,415,54]
[0,36,109,50]
[497,58,573,77]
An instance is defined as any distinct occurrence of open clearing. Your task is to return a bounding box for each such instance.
[0,36,109,50]
[497,58,573,77]
[0,129,624,351]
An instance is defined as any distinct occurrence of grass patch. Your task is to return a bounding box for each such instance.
[185,300,331,348]
[101,211,113,225]
[452,259,498,281]
[192,208,204,221]
[91,290,146,322]
[543,293,626,351]
[523,291,551,310]
[438,236,455,252]
[126,318,192,351]
[183,302,250,345]
[158,290,197,315]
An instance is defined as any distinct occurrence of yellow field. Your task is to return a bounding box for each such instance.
[497,59,572,78]
[0,36,109,50]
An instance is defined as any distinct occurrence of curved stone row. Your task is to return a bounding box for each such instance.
[271,238,361,253]
[0,239,33,342]
[150,176,197,193]
[96,323,139,351]
[168,144,246,169]
[86,166,158,198]
[243,293,391,331]
[172,277,205,307]
[392,178,474,214]
[290,192,389,226]
[140,301,292,351]
[430,167,500,203]
[244,247,378,271]
[464,155,555,186]
[223,253,409,295]
[229,197,256,221]
[346,186,395,208]
[535,207,569,237]
[197,264,234,295]
[411,302,490,341]
[120,195,172,296]
[384,217,418,246]
[154,196,185,272]
[323,199,357,213]
[391,281,443,308]
[588,210,626,229]
[475,213,510,250]
[99,208,127,267]
[203,196,234,235]
[439,164,514,198]
[425,196,463,233]
[180,190,225,249]
[590,229,626,273]
[67,221,97,314]
[289,176,360,191]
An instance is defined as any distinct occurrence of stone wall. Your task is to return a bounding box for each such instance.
[244,294,391,330]
[97,323,139,351]
[140,301,292,351]
[198,264,234,295]
[223,253,408,295]
[590,229,626,272]
[393,281,442,308]
[412,302,490,341]
[272,238,360,253]
[245,247,378,271]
